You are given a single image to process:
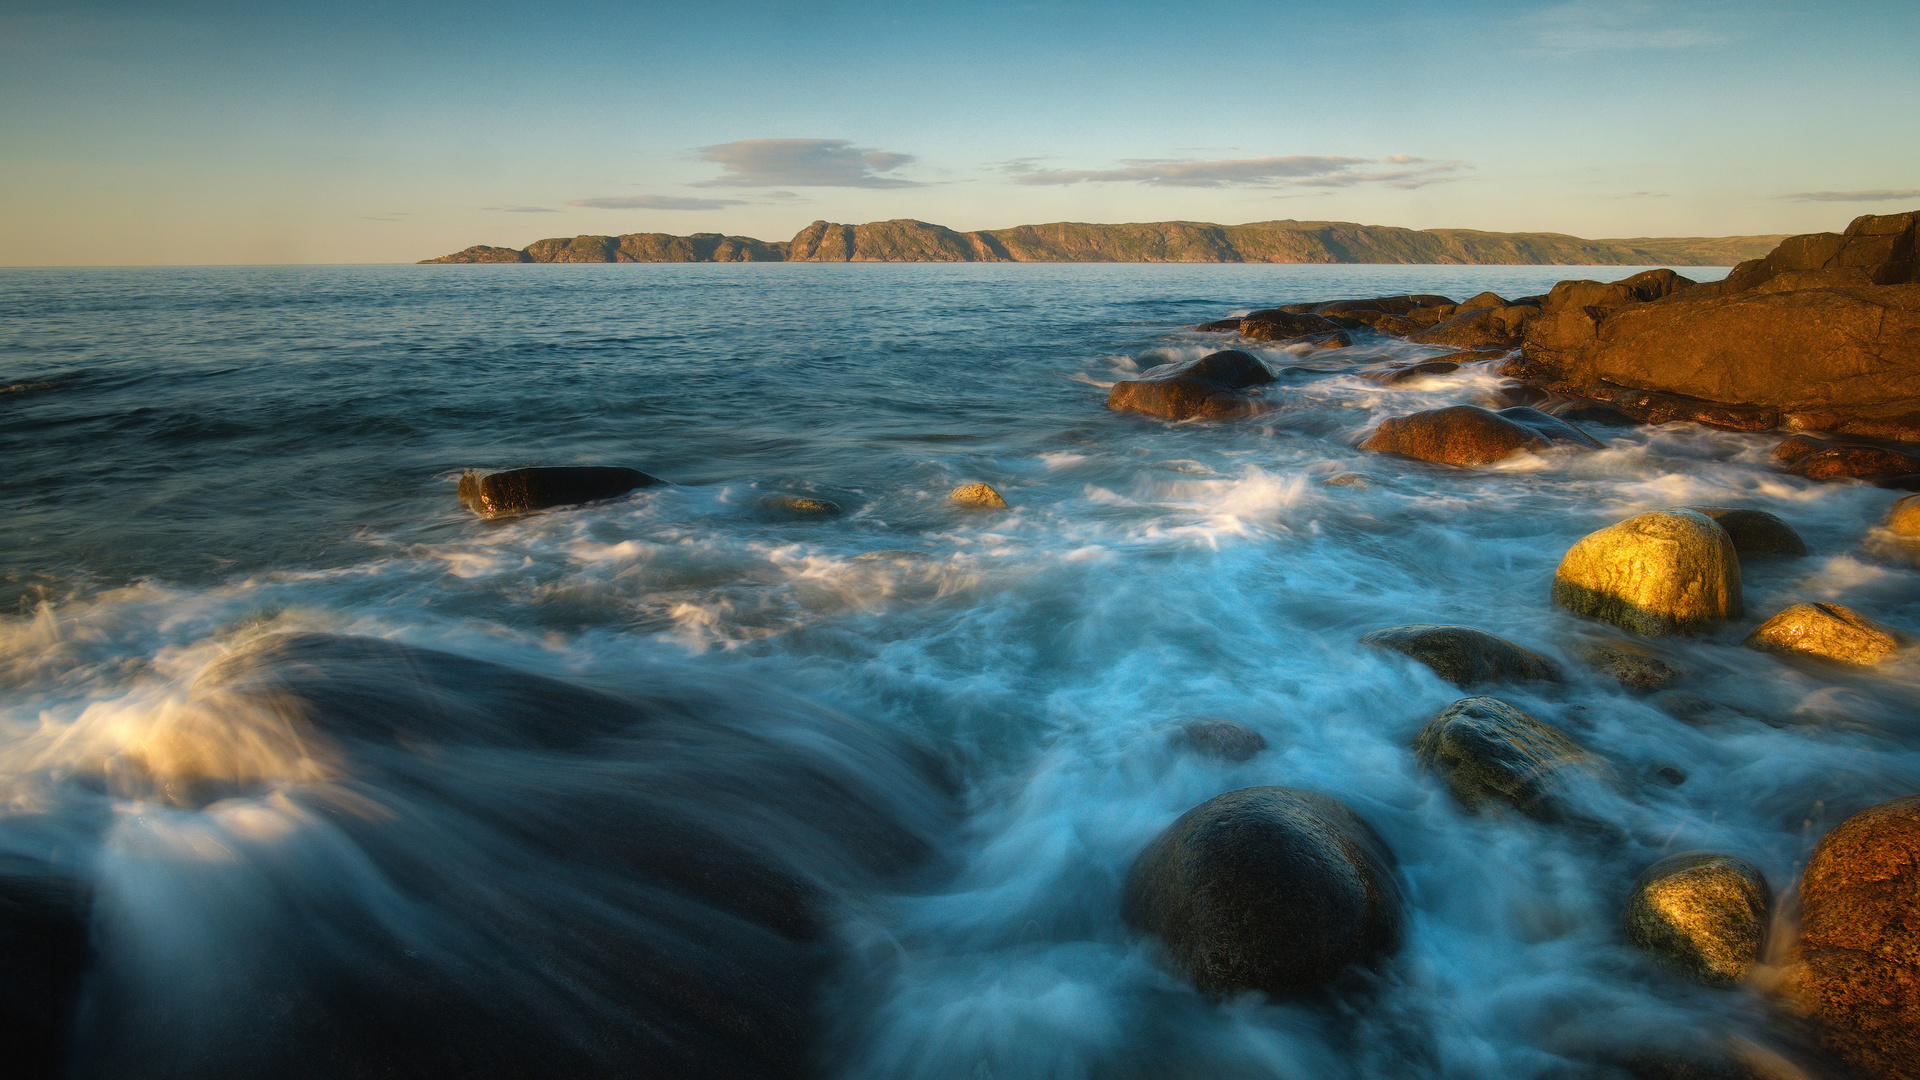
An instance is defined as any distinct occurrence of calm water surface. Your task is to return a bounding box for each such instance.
[2,263,1916,1079]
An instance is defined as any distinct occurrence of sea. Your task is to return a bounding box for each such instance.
[2,262,1917,1079]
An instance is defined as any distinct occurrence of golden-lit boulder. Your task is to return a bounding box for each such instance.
[1552,510,1742,636]
[1623,852,1771,985]
[947,482,1009,509]
[1887,493,1920,536]
[1744,602,1907,666]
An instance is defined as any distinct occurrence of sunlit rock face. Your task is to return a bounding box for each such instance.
[1122,787,1402,996]
[1623,852,1771,986]
[1744,602,1908,666]
[1552,510,1742,637]
[1787,795,1920,1080]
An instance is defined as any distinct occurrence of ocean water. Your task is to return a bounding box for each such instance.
[2,262,1917,1079]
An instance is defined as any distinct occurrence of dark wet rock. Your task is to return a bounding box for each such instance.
[1652,764,1689,787]
[1412,696,1593,820]
[128,632,956,1080]
[1194,317,1243,332]
[1408,303,1540,350]
[1553,510,1742,636]
[1623,853,1771,986]
[1549,400,1644,427]
[0,857,91,1080]
[1684,507,1809,557]
[1574,640,1683,690]
[1176,718,1268,761]
[946,483,1008,509]
[1360,404,1595,467]
[760,494,842,516]
[1238,310,1343,342]
[1360,624,1559,687]
[1787,794,1920,1080]
[1887,493,1920,536]
[1286,330,1352,351]
[1360,360,1459,386]
[1107,349,1274,421]
[1744,603,1907,666]
[459,466,664,518]
[1122,787,1403,996]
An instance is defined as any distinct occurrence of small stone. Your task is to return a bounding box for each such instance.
[1176,718,1267,761]
[1575,640,1682,690]
[1320,472,1374,487]
[947,482,1009,509]
[1360,624,1560,687]
[761,495,842,516]
[1744,603,1906,666]
[1552,511,1742,637]
[1623,853,1771,986]
[1413,696,1594,819]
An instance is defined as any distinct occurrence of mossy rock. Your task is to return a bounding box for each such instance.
[1412,696,1594,820]
[1744,603,1907,666]
[1623,852,1771,985]
[1360,624,1560,687]
[1552,510,1742,636]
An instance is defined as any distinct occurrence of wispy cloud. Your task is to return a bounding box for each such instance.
[693,138,922,188]
[568,195,748,210]
[1526,0,1726,51]
[1006,155,1464,190]
[1601,190,1672,200]
[1781,189,1920,203]
[484,205,560,213]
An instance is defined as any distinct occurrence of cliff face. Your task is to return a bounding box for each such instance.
[422,220,1786,266]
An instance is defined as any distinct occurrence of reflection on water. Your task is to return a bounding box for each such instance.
[0,263,1915,1078]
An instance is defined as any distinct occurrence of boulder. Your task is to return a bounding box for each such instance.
[1548,400,1644,427]
[1176,718,1268,761]
[1108,350,1274,421]
[1786,444,1920,482]
[1887,494,1920,536]
[1320,472,1374,488]
[1360,624,1560,687]
[1121,787,1403,995]
[1360,404,1597,467]
[1574,640,1682,690]
[1744,603,1907,666]
[947,482,1009,509]
[1412,696,1593,820]
[1786,794,1920,1080]
[1360,360,1460,386]
[1552,511,1742,636]
[1683,507,1809,557]
[1712,210,1917,296]
[1623,853,1771,986]
[1194,317,1242,332]
[1456,291,1510,313]
[459,466,664,518]
[1238,310,1343,342]
[1538,269,1696,316]
[1408,303,1540,350]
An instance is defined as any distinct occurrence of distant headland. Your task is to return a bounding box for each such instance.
[421,218,1785,266]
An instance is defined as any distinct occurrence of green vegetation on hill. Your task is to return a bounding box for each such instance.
[423,219,1788,266]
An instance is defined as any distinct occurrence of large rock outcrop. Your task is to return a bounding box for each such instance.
[1506,211,1920,441]
[1107,350,1275,420]
[1787,795,1920,1080]
[1122,787,1403,995]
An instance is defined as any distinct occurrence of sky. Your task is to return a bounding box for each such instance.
[2,0,1917,265]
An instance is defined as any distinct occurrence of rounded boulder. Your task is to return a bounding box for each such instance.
[1108,350,1274,421]
[1552,510,1742,636]
[1886,493,1920,537]
[1360,624,1560,687]
[1623,853,1771,986]
[1122,787,1403,996]
[1684,506,1809,558]
[1744,602,1906,666]
[1412,696,1593,820]
[1360,405,1550,467]
[947,482,1009,509]
[1787,795,1920,1080]
[1176,718,1268,761]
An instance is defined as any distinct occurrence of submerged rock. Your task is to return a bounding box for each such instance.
[1175,718,1267,761]
[1744,603,1907,666]
[1787,794,1920,1080]
[1413,696,1593,820]
[1107,349,1275,421]
[1552,510,1742,636]
[459,466,664,518]
[947,482,1009,509]
[1360,624,1560,687]
[1574,640,1683,690]
[1122,787,1403,996]
[1623,853,1771,986]
[1683,507,1810,557]
[760,494,842,516]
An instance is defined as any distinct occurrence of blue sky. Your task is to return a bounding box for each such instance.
[2,0,1916,264]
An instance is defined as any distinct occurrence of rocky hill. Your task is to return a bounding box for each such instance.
[423,219,1786,266]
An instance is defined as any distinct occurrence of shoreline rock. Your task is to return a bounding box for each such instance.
[1552,511,1742,636]
[1108,350,1275,421]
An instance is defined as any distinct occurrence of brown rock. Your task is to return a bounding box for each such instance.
[1412,696,1593,820]
[1456,291,1510,313]
[1887,494,1920,536]
[1575,640,1682,690]
[1360,624,1560,687]
[1408,304,1540,350]
[1539,269,1697,316]
[458,466,664,518]
[1239,310,1343,342]
[948,483,1009,509]
[1623,853,1771,986]
[1320,472,1375,487]
[1786,445,1920,482]
[1107,350,1275,420]
[1360,405,1548,466]
[1122,787,1403,995]
[1552,511,1742,637]
[1360,360,1460,386]
[1786,794,1920,1080]
[1772,434,1832,464]
[1176,718,1268,761]
[1684,507,1810,557]
[1744,603,1907,666]
[1194,317,1242,332]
